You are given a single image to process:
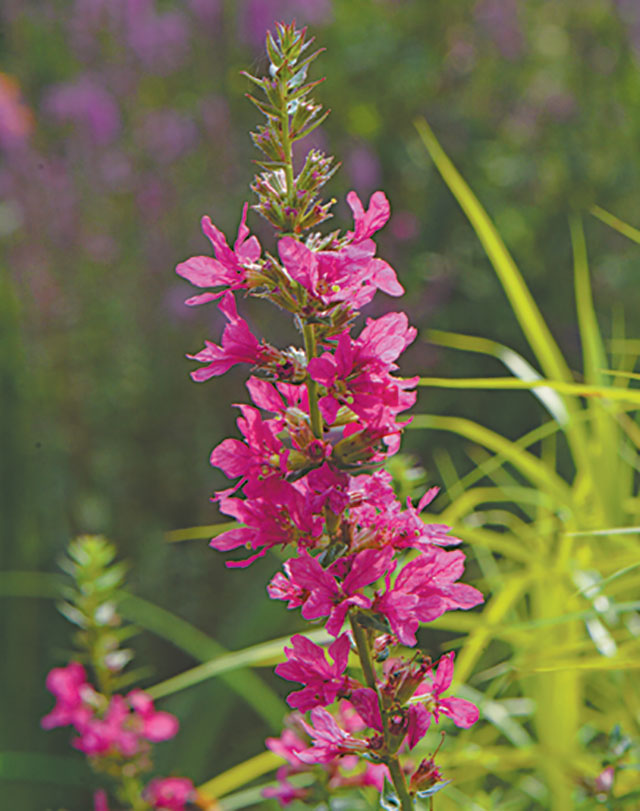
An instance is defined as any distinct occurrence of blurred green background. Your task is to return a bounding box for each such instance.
[2,0,640,808]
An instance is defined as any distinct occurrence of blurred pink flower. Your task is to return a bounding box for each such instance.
[144,776,195,810]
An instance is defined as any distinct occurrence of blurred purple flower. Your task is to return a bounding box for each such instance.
[124,0,190,75]
[344,143,381,197]
[137,110,198,163]
[44,77,120,145]
[239,0,333,48]
[474,0,524,61]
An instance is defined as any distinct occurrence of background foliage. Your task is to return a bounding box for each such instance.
[2,0,640,808]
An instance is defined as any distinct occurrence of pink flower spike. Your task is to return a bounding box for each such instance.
[144,777,195,811]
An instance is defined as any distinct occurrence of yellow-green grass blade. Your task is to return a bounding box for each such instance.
[570,213,621,524]
[198,750,283,799]
[453,574,534,684]
[415,117,572,385]
[146,628,331,700]
[166,521,238,542]
[601,368,640,381]
[426,329,568,425]
[570,215,607,385]
[418,375,640,406]
[445,418,570,501]
[409,414,573,507]
[590,204,640,244]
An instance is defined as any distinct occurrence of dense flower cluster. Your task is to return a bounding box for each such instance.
[42,662,195,810]
[177,22,484,807]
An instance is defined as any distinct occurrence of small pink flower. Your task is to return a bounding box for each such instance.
[298,707,369,764]
[263,777,309,806]
[266,728,308,769]
[346,190,391,243]
[406,652,480,748]
[276,633,352,711]
[128,689,179,742]
[374,549,484,646]
[144,777,195,811]
[187,292,273,381]
[176,203,261,305]
[41,662,90,730]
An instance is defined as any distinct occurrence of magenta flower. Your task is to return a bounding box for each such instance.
[176,204,261,306]
[144,777,195,811]
[307,314,417,426]
[298,707,369,764]
[349,687,383,732]
[276,189,403,312]
[213,480,322,567]
[276,633,352,711]
[346,190,391,243]
[406,652,479,747]
[128,689,180,742]
[41,662,91,730]
[209,403,288,489]
[266,727,308,769]
[187,292,273,381]
[274,547,394,636]
[374,549,484,646]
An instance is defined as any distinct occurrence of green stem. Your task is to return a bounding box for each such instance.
[349,614,414,810]
[388,757,415,811]
[349,615,377,689]
[303,322,323,439]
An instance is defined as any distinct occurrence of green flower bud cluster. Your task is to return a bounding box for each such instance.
[243,22,338,235]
